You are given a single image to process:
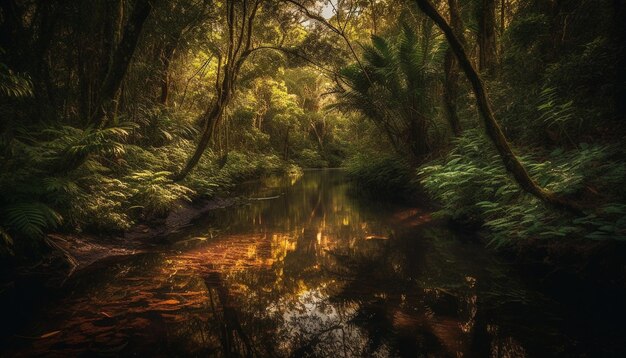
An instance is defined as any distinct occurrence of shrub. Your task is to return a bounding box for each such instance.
[126,170,194,218]
[296,148,328,168]
[345,152,414,198]
[418,130,626,247]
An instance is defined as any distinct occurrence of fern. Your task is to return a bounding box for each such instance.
[40,123,137,172]
[418,130,626,247]
[130,106,198,146]
[1,202,62,239]
[536,87,579,143]
[0,62,33,98]
[126,170,195,217]
[338,27,441,160]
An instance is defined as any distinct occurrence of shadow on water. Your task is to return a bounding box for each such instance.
[1,169,625,357]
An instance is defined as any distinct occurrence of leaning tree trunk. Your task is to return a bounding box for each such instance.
[443,0,466,137]
[413,0,581,212]
[173,66,232,181]
[173,0,260,181]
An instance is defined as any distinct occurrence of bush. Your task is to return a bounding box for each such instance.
[296,148,328,168]
[0,119,299,257]
[0,123,136,254]
[345,152,414,198]
[126,170,194,218]
[418,130,626,247]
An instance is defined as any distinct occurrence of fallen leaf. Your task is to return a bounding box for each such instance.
[40,330,61,339]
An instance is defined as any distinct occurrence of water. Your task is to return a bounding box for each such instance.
[1,170,623,357]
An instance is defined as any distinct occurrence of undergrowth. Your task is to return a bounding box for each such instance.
[418,129,626,247]
[345,152,415,199]
[0,120,295,258]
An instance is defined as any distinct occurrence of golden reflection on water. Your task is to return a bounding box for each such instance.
[8,171,541,357]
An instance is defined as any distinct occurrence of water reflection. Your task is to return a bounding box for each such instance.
[2,170,585,357]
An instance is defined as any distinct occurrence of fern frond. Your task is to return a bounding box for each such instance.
[1,202,62,239]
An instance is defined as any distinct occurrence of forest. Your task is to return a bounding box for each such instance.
[1,0,625,356]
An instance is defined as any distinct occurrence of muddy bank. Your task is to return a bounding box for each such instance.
[53,197,248,272]
[0,196,246,294]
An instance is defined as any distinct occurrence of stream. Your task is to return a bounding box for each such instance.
[1,169,624,357]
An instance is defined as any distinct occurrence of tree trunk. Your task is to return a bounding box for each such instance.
[413,0,582,212]
[499,0,505,61]
[443,0,466,137]
[77,44,91,121]
[0,0,27,72]
[174,0,260,181]
[30,2,58,117]
[174,94,229,181]
[159,42,177,105]
[284,129,290,161]
[102,0,124,84]
[477,0,497,74]
[93,0,153,127]
[444,51,462,136]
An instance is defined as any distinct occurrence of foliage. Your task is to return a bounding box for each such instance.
[0,0,624,264]
[131,106,198,146]
[499,1,623,145]
[346,151,415,198]
[126,170,194,218]
[535,87,578,144]
[0,63,32,98]
[296,148,328,168]
[338,25,442,161]
[220,151,286,182]
[0,203,61,253]
[543,36,620,125]
[419,130,626,247]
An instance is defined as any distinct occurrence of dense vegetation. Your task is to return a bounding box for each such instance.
[1,0,624,265]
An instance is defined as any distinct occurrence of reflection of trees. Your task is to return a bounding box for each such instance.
[181,170,539,357]
[192,171,398,356]
[9,171,561,357]
[203,271,256,357]
[318,225,562,358]
[324,233,473,357]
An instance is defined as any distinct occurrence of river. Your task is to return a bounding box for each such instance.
[2,169,623,357]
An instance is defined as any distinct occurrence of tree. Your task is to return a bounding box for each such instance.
[443,0,467,136]
[286,0,371,81]
[174,0,261,180]
[477,0,497,74]
[93,0,155,127]
[339,26,439,163]
[413,0,581,212]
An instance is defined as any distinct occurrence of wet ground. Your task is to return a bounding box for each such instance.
[1,170,625,357]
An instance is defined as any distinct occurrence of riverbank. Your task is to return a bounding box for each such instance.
[2,167,624,354]
[3,169,625,357]
[0,161,303,289]
[344,152,626,310]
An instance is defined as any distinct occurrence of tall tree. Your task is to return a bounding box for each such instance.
[477,0,497,74]
[93,0,154,127]
[443,0,466,136]
[413,0,581,212]
[174,0,261,180]
[339,27,438,163]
